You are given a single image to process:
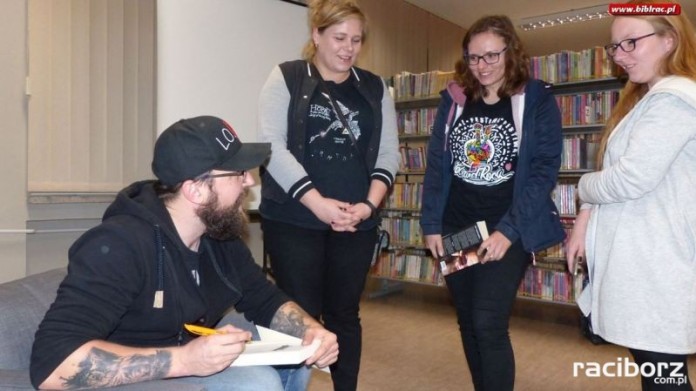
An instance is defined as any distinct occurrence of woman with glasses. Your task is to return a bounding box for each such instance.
[567,1,696,389]
[420,15,564,391]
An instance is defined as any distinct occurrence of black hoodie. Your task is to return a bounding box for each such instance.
[30,180,289,387]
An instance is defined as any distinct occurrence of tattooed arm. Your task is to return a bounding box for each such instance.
[269,301,339,368]
[38,324,251,390]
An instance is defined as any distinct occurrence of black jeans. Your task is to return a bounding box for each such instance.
[444,240,529,391]
[630,348,693,390]
[262,220,376,391]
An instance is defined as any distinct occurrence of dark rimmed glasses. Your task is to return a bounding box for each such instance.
[465,47,508,65]
[196,171,247,181]
[604,32,656,57]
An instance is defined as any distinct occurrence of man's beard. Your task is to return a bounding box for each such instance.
[196,189,249,241]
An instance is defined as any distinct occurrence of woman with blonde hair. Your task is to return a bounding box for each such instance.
[567,1,696,389]
[258,0,399,389]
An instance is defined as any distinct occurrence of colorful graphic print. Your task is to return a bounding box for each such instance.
[450,116,517,186]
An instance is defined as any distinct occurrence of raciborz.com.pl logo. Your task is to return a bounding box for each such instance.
[574,357,689,386]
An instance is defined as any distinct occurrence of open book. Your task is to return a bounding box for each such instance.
[231,326,320,367]
[439,221,489,276]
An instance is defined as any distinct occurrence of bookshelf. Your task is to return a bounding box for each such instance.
[522,48,622,304]
[371,47,623,305]
[368,71,450,296]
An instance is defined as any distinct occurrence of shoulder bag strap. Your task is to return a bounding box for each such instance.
[315,69,371,180]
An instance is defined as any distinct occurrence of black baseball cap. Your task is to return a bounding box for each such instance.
[152,116,270,186]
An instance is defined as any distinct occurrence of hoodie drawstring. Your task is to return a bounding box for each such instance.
[153,224,165,309]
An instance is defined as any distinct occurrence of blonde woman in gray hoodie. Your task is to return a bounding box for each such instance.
[567,1,696,389]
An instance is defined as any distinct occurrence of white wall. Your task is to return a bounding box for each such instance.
[0,0,29,283]
[0,0,309,283]
[157,0,308,209]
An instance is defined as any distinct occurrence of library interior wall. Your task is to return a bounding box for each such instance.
[156,0,464,211]
[0,0,29,283]
[0,0,615,283]
[0,0,583,284]
[157,0,307,211]
[358,0,465,76]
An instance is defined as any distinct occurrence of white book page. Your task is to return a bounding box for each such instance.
[231,326,320,367]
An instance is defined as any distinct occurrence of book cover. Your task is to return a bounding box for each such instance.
[439,221,489,276]
[231,326,320,367]
[439,249,484,276]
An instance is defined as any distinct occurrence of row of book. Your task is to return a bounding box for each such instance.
[396,96,615,131]
[561,134,600,171]
[536,218,575,258]
[381,215,423,247]
[556,90,620,126]
[372,251,581,304]
[390,70,454,101]
[398,135,600,174]
[390,48,619,101]
[372,249,444,286]
[518,264,583,304]
[386,182,586,216]
[530,47,619,84]
[552,183,579,216]
[398,107,437,136]
[399,145,426,171]
[384,182,423,210]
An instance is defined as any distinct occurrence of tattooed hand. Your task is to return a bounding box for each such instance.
[177,324,252,376]
[269,301,339,368]
[302,326,339,368]
[47,325,252,389]
[60,348,171,389]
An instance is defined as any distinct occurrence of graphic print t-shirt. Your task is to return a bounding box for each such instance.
[443,96,519,228]
[304,76,373,204]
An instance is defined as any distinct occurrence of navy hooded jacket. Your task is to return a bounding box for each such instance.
[420,80,565,253]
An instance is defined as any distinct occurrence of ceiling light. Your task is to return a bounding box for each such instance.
[518,4,611,31]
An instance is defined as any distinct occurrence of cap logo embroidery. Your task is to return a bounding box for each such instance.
[216,127,237,151]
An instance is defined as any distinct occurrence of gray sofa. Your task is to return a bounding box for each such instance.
[0,268,204,391]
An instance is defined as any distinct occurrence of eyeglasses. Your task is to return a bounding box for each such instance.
[604,32,656,57]
[465,47,507,65]
[197,171,247,181]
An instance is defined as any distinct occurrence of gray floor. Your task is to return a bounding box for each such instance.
[307,280,695,391]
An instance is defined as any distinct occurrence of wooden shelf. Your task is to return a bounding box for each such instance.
[382,207,420,214]
[394,96,441,110]
[558,169,593,178]
[371,274,444,288]
[398,134,431,141]
[562,124,604,134]
[387,242,429,251]
[516,294,576,307]
[397,170,426,175]
[551,76,625,94]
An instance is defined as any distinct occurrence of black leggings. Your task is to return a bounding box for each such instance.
[444,240,530,391]
[262,220,376,391]
[630,348,693,390]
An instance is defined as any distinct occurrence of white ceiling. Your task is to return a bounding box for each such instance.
[403,0,696,56]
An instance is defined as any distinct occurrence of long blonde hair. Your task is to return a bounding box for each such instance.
[301,0,368,62]
[597,0,696,168]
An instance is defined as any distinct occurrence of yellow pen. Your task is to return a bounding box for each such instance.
[184,323,252,343]
[184,323,220,336]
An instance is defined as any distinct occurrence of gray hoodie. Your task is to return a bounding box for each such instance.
[578,76,696,354]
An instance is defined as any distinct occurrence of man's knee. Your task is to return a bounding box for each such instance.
[186,365,284,391]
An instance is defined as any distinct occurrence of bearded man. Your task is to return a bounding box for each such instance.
[30,116,338,391]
